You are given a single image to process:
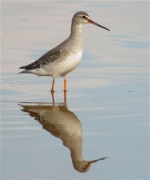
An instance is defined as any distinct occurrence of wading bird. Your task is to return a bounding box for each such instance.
[19,11,110,92]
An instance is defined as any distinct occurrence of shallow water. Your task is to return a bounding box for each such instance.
[1,1,149,179]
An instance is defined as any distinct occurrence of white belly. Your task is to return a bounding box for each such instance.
[49,50,83,78]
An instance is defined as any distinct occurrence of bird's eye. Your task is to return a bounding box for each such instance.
[82,16,86,18]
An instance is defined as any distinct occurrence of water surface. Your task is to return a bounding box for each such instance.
[1,1,149,179]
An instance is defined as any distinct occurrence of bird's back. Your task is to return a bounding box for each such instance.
[19,36,82,78]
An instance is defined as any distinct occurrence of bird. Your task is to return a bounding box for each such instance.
[19,96,108,172]
[19,11,110,92]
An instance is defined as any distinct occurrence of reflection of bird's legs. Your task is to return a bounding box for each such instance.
[64,90,67,103]
[51,79,55,92]
[51,91,55,104]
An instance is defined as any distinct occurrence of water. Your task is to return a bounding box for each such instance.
[1,1,149,179]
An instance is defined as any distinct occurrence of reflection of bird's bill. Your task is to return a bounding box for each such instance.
[88,157,109,164]
[88,19,110,31]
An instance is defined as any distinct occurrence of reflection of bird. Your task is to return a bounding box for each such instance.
[19,11,110,92]
[19,100,108,172]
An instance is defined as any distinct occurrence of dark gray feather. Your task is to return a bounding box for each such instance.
[20,46,62,70]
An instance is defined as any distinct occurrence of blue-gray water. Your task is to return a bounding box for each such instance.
[1,1,149,179]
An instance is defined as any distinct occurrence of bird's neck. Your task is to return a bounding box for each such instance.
[71,149,83,163]
[70,21,83,46]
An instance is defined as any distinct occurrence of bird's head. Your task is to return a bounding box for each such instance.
[72,11,110,31]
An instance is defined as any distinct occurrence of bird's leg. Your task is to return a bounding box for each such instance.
[51,79,55,92]
[64,90,67,103]
[51,79,55,104]
[64,79,67,91]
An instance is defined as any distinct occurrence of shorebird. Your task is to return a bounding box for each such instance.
[19,11,110,92]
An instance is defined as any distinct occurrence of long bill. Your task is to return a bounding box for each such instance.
[88,157,109,164]
[88,19,110,31]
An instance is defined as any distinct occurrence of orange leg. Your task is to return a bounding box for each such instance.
[64,79,67,91]
[51,79,55,92]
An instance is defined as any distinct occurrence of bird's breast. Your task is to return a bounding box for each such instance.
[56,49,82,77]
[67,49,83,67]
[43,49,83,78]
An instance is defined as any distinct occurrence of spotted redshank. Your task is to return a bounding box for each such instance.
[19,11,110,92]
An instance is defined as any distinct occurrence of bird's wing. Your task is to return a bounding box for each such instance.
[20,46,63,70]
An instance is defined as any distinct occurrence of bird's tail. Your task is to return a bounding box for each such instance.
[19,66,26,69]
[18,70,30,74]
